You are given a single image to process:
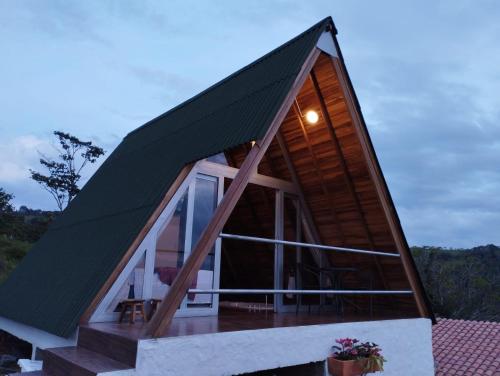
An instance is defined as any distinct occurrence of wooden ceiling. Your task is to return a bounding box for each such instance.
[222,52,420,315]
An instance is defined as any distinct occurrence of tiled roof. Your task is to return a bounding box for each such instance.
[433,318,499,375]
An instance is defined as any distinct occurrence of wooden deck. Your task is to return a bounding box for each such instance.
[22,310,414,376]
[84,308,411,341]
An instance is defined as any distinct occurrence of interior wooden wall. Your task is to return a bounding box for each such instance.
[221,52,419,315]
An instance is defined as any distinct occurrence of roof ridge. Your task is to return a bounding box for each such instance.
[125,17,333,139]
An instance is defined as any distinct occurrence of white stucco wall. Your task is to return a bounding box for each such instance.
[119,318,434,376]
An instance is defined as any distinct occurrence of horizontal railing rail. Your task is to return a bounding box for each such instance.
[219,233,400,258]
[188,289,413,295]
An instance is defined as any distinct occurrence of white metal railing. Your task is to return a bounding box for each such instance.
[188,289,413,295]
[219,233,400,258]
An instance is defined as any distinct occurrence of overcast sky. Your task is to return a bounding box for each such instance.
[1,1,499,248]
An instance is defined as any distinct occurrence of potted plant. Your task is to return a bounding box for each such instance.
[327,338,386,376]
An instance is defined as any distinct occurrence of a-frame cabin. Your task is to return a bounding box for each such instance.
[0,17,435,376]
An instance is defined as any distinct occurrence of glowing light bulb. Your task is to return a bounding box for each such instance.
[305,110,319,124]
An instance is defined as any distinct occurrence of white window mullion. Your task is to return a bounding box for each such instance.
[211,176,225,314]
[179,179,196,310]
[142,237,156,300]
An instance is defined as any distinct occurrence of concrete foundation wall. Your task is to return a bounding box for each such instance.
[122,318,434,376]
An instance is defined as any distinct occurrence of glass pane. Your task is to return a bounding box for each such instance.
[106,252,146,313]
[153,189,189,300]
[187,176,218,307]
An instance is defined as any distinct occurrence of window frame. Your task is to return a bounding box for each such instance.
[90,159,298,322]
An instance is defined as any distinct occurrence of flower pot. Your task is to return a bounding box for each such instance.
[327,357,382,376]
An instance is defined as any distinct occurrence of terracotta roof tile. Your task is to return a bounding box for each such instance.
[433,318,499,376]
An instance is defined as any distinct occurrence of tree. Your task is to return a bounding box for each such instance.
[0,188,15,237]
[411,245,500,322]
[0,188,14,213]
[30,131,105,211]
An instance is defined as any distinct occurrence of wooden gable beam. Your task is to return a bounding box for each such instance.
[144,48,322,337]
[326,48,431,318]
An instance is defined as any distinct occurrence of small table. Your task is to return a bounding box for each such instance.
[118,299,147,323]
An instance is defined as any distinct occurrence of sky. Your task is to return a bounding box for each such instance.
[0,0,499,248]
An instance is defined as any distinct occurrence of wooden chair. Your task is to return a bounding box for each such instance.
[118,299,147,323]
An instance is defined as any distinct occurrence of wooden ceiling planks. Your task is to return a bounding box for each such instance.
[222,52,420,315]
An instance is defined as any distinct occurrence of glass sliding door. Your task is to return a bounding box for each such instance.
[153,173,222,316]
[93,170,223,322]
[185,175,219,309]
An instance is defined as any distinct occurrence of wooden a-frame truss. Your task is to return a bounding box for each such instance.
[83,39,432,338]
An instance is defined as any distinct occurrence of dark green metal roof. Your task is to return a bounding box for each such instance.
[0,18,332,337]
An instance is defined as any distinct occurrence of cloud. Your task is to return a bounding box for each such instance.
[0,133,116,210]
[0,134,55,210]
[0,1,112,46]
[354,50,500,247]
[0,1,499,246]
[0,135,53,184]
[128,65,199,104]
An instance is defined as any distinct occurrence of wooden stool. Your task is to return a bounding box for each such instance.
[148,299,162,320]
[119,299,147,323]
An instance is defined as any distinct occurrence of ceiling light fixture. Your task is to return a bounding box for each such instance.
[305,110,319,124]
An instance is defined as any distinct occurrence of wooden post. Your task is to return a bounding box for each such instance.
[144,48,321,337]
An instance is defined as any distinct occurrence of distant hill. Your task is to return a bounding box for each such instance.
[412,245,500,322]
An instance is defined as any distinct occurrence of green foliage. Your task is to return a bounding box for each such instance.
[0,189,14,213]
[0,207,56,243]
[365,355,385,372]
[30,131,105,211]
[412,245,500,321]
[0,237,31,283]
[0,198,56,282]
